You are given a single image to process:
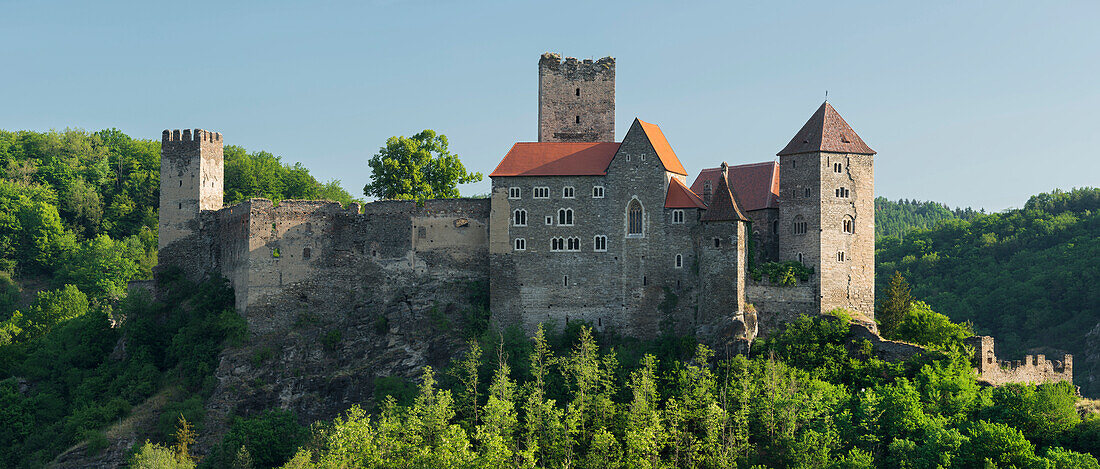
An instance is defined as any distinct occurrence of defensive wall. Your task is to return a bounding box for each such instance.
[965,335,1074,386]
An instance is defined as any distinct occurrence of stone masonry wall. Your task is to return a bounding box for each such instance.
[538,53,615,142]
[965,335,1073,386]
[745,281,816,337]
[818,152,875,317]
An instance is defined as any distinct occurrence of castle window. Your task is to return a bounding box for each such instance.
[672,210,684,224]
[576,115,580,123]
[703,181,712,203]
[773,220,779,234]
[514,238,526,251]
[575,88,580,96]
[179,180,182,187]
[675,254,683,268]
[805,187,812,198]
[834,162,843,173]
[643,276,648,286]
[551,237,564,251]
[558,208,574,226]
[567,237,580,251]
[564,275,568,286]
[418,227,427,239]
[627,200,643,237]
[797,252,804,263]
[592,186,604,198]
[513,209,527,226]
[509,187,521,199]
[594,235,607,251]
[837,251,846,262]
[562,186,575,198]
[303,247,311,259]
[534,187,550,199]
[793,215,807,235]
[843,216,854,234]
[792,161,796,169]
[835,187,850,198]
[178,202,182,210]
[714,237,721,248]
[545,216,553,225]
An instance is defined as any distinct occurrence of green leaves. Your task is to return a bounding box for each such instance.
[363,130,483,203]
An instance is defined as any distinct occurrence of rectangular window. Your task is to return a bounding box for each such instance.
[594,235,607,252]
[592,186,604,198]
[805,187,811,198]
[534,187,550,199]
[713,237,721,248]
[834,162,843,173]
[508,187,521,199]
[562,186,575,198]
[545,216,553,225]
[514,238,526,251]
[837,251,846,262]
[835,187,850,198]
[672,210,684,224]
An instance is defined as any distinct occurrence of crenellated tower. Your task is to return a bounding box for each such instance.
[776,103,876,318]
[538,52,615,142]
[159,129,224,253]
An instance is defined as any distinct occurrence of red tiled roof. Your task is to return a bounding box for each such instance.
[700,164,749,222]
[489,142,621,177]
[636,119,688,176]
[691,161,779,212]
[777,102,875,156]
[665,177,707,209]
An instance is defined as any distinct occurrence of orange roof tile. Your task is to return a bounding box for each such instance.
[691,161,779,212]
[777,102,875,156]
[700,163,749,222]
[665,177,707,209]
[489,142,621,177]
[636,119,688,176]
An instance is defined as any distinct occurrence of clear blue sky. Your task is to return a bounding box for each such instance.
[2,1,1097,211]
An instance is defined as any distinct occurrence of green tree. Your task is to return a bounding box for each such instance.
[879,271,912,336]
[363,130,482,203]
[129,441,196,469]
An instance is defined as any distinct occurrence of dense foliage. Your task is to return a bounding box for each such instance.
[876,188,1100,394]
[223,145,359,206]
[363,130,483,203]
[874,197,981,240]
[209,315,1100,469]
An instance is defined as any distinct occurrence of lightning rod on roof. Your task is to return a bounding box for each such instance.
[825,90,828,102]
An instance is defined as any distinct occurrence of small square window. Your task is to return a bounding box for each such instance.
[545,216,553,225]
[508,187,521,199]
[592,186,605,198]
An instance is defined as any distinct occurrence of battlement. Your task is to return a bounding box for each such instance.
[539,52,615,78]
[162,128,223,145]
[965,335,1073,386]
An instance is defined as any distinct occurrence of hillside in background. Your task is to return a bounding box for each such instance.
[876,188,1100,395]
[874,197,983,240]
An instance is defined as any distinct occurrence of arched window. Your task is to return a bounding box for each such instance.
[675,254,683,268]
[797,252,804,263]
[793,215,807,235]
[843,215,854,234]
[627,200,643,236]
[513,209,527,226]
[558,208,574,226]
[593,235,607,251]
[567,237,580,251]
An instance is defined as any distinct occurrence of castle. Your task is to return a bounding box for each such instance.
[156,53,1070,384]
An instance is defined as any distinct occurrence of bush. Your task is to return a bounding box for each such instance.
[204,409,307,469]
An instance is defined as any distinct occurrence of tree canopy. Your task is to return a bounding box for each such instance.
[363,130,483,203]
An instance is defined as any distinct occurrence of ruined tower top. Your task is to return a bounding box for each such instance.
[538,52,615,142]
[159,128,224,253]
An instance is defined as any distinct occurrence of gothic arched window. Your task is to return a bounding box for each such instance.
[627,200,643,237]
[793,215,807,235]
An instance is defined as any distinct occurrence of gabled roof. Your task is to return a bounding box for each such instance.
[489,142,620,177]
[700,163,749,222]
[691,161,779,212]
[777,102,875,156]
[665,177,707,209]
[635,119,688,176]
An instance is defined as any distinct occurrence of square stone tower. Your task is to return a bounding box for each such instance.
[159,129,224,252]
[776,103,876,317]
[538,52,615,142]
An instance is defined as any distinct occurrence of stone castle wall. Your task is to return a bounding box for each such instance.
[966,335,1073,386]
[538,53,615,142]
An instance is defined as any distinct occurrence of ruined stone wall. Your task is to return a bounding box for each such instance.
[745,281,816,337]
[965,335,1073,386]
[746,208,779,263]
[538,53,615,142]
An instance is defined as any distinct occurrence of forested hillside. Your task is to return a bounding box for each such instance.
[874,197,982,239]
[876,188,1100,395]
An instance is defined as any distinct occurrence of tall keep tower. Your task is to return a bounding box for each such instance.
[159,129,224,252]
[538,52,615,142]
[776,103,876,317]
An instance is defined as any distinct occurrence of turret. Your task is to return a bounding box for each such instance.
[538,52,615,142]
[159,129,224,252]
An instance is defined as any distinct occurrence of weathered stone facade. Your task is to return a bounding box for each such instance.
[965,335,1074,386]
[538,53,615,142]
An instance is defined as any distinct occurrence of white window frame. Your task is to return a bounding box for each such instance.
[592,186,605,198]
[672,209,684,224]
[545,216,553,225]
[593,235,607,252]
[534,186,550,199]
[514,238,526,251]
[508,186,521,199]
[675,254,683,268]
[567,237,580,251]
[562,186,575,198]
[551,237,564,251]
[513,209,527,226]
[558,208,574,226]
